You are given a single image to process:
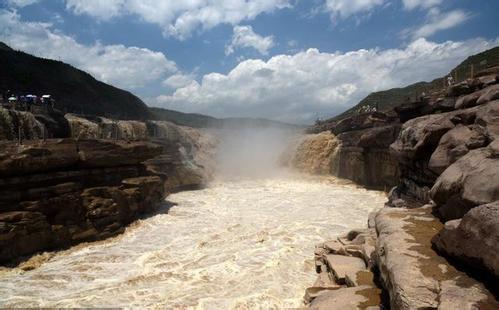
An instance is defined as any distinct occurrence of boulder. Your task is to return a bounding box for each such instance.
[431,97,456,112]
[477,74,498,87]
[455,91,482,109]
[432,201,499,277]
[446,81,475,97]
[428,124,487,174]
[476,84,499,106]
[390,112,456,162]
[393,101,433,122]
[475,100,499,140]
[430,140,499,221]
[358,124,400,149]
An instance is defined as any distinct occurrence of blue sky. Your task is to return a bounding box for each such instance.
[1,0,499,123]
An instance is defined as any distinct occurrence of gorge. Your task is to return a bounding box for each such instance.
[1,44,498,309]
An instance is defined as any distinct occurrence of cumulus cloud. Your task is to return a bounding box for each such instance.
[409,9,471,39]
[324,0,385,19]
[402,0,443,10]
[225,25,274,56]
[151,37,499,124]
[0,10,178,91]
[63,0,291,40]
[162,73,196,89]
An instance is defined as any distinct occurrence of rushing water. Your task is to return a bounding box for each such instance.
[0,174,385,309]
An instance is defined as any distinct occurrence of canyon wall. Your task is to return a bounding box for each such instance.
[303,67,499,308]
[286,112,400,190]
[0,110,216,265]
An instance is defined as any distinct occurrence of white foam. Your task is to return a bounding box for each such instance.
[0,174,386,308]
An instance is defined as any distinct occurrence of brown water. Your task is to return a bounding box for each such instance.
[0,174,385,309]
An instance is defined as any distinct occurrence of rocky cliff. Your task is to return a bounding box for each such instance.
[302,66,499,308]
[0,139,164,264]
[0,110,216,265]
[286,112,400,190]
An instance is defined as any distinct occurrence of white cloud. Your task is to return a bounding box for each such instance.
[151,37,499,124]
[0,10,178,91]
[225,25,274,56]
[65,0,125,20]
[324,0,385,19]
[5,0,39,7]
[402,0,443,10]
[63,0,291,40]
[162,73,196,89]
[410,9,471,39]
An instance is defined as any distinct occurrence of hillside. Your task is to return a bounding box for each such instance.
[328,46,499,122]
[0,42,150,120]
[150,107,302,129]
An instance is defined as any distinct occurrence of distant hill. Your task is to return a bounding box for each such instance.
[328,46,499,122]
[0,42,150,120]
[149,107,218,127]
[150,107,302,129]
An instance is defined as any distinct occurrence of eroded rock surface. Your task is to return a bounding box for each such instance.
[305,228,383,309]
[375,206,498,309]
[0,139,165,264]
[430,140,499,220]
[287,113,400,189]
[433,201,499,277]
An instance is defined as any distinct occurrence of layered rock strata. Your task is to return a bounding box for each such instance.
[286,113,400,190]
[0,139,164,264]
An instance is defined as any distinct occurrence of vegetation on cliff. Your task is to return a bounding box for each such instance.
[0,42,151,120]
[321,46,499,124]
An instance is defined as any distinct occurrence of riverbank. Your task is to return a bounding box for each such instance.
[291,67,499,308]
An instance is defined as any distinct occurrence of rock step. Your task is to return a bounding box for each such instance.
[309,285,381,310]
[375,205,499,309]
[306,228,383,309]
[324,254,366,285]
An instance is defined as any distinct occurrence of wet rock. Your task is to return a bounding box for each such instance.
[374,206,498,309]
[433,201,499,277]
[309,285,381,310]
[324,254,366,285]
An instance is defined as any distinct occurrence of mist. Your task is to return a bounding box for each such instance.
[211,126,301,180]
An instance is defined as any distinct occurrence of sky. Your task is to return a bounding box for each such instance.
[1,0,498,124]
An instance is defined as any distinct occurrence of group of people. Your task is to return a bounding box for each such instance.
[1,90,55,112]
